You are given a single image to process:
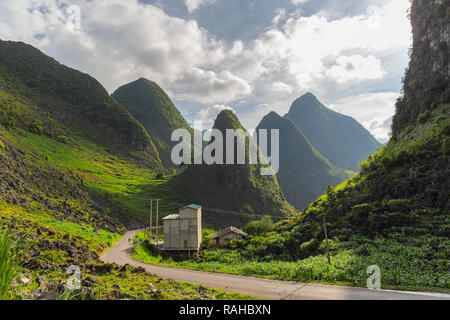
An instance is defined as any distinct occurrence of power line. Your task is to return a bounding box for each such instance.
[202,206,286,220]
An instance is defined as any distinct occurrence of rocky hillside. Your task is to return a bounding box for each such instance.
[257,111,346,210]
[173,110,296,228]
[273,0,449,280]
[112,78,192,168]
[393,0,450,134]
[285,93,381,171]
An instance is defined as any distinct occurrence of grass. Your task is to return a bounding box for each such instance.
[132,233,450,293]
[0,228,29,299]
[15,129,184,223]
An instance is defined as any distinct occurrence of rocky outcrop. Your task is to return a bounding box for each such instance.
[393,0,450,134]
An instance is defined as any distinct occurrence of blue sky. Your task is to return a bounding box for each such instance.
[0,0,412,142]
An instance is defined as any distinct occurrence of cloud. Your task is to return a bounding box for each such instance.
[195,104,235,128]
[292,0,309,5]
[329,92,399,141]
[0,0,411,141]
[271,82,294,93]
[326,55,386,84]
[173,68,252,104]
[185,0,216,13]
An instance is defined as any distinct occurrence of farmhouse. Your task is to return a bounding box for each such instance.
[211,226,248,246]
[162,204,202,255]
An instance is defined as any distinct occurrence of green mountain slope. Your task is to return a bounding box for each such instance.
[0,40,160,166]
[112,78,192,167]
[285,93,381,171]
[269,0,450,289]
[257,111,346,210]
[0,42,232,299]
[173,110,296,228]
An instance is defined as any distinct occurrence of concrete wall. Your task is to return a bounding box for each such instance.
[163,207,202,251]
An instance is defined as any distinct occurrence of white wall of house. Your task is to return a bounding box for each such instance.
[163,206,202,251]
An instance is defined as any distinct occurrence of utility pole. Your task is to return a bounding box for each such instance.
[149,199,153,241]
[156,199,159,246]
[323,215,331,265]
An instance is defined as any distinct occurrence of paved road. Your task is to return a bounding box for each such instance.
[101,230,450,300]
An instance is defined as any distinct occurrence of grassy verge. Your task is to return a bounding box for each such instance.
[132,233,450,294]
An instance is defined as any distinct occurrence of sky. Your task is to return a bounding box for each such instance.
[0,0,412,143]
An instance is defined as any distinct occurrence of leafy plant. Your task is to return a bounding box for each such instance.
[0,228,29,299]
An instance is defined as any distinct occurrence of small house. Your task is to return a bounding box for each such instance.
[162,204,202,254]
[211,227,248,246]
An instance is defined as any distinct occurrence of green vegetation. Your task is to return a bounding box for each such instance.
[0,40,248,300]
[173,110,297,228]
[112,78,193,167]
[0,228,29,299]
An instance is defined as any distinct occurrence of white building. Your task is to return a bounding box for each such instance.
[162,204,202,254]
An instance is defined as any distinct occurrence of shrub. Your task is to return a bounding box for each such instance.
[299,238,320,257]
[418,110,431,124]
[244,215,274,235]
[0,139,5,150]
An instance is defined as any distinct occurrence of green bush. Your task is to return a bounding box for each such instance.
[299,238,320,257]
[244,215,274,235]
[0,139,5,150]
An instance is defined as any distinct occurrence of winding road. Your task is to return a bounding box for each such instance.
[101,230,450,300]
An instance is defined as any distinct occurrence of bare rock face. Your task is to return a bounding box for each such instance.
[393,0,450,134]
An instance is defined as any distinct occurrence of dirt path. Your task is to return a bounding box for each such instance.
[101,230,450,300]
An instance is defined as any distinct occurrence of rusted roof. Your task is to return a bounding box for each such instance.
[211,226,248,239]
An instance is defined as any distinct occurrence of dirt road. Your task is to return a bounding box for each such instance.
[101,230,450,300]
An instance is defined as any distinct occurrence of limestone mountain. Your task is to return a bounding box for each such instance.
[392,0,450,134]
[285,93,381,171]
[0,40,160,167]
[257,111,346,210]
[173,110,296,228]
[275,0,450,265]
[112,78,193,167]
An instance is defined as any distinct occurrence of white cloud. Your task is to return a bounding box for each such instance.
[0,0,411,141]
[292,0,310,5]
[185,0,216,13]
[271,82,294,93]
[173,68,252,104]
[326,55,386,84]
[329,92,399,141]
[195,104,235,128]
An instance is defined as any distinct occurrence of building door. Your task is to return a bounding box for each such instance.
[184,240,188,248]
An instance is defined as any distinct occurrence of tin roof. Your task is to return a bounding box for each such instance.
[183,204,202,210]
[211,226,248,239]
[161,214,180,220]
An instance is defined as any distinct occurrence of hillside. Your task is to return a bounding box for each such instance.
[257,111,346,210]
[285,93,381,171]
[271,0,450,289]
[112,78,193,167]
[0,42,237,299]
[0,40,160,166]
[173,110,296,228]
